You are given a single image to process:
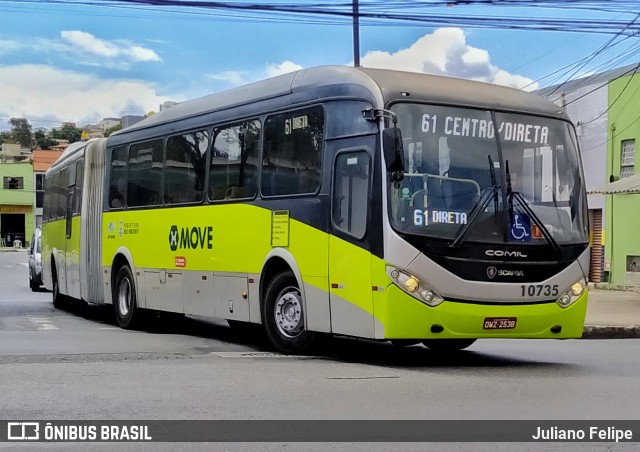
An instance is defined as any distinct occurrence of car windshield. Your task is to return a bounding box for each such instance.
[388,103,588,245]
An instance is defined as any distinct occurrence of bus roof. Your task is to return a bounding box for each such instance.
[113,66,568,138]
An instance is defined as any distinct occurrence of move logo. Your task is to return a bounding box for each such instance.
[169,225,213,251]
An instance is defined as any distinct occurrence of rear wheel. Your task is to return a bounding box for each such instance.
[422,339,476,351]
[113,265,142,329]
[52,264,66,308]
[262,271,315,354]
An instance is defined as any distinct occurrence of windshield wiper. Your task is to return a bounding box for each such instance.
[451,155,500,248]
[505,160,561,255]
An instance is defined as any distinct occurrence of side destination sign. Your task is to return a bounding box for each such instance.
[169,225,213,251]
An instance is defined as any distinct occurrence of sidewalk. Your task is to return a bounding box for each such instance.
[583,287,640,338]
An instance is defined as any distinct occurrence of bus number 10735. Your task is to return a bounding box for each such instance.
[520,284,559,297]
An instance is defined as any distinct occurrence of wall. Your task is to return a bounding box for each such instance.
[605,74,640,285]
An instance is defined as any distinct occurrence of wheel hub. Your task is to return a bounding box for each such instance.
[274,287,303,338]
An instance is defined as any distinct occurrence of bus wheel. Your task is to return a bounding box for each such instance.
[263,271,315,354]
[52,264,66,308]
[422,339,476,351]
[113,265,141,329]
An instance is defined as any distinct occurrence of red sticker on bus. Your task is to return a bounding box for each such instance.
[175,256,187,268]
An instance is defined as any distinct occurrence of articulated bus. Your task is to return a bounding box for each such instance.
[42,66,590,353]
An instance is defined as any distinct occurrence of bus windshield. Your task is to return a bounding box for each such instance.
[388,103,588,245]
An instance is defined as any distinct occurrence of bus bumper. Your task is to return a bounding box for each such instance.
[377,286,588,339]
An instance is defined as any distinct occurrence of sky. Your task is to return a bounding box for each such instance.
[0,0,639,131]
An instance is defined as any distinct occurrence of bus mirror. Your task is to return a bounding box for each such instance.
[383,127,405,174]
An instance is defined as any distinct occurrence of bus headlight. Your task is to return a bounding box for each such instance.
[387,267,444,307]
[556,278,587,309]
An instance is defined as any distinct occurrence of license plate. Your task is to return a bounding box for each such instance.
[483,317,517,330]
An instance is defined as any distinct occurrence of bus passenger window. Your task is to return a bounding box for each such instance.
[166,130,209,204]
[208,120,260,202]
[109,146,128,209]
[261,106,323,197]
[127,139,163,207]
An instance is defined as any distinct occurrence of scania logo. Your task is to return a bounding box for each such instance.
[485,250,528,258]
[486,266,525,279]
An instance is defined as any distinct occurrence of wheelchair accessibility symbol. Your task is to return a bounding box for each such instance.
[509,213,531,242]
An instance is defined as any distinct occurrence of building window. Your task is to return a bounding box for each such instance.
[628,256,640,272]
[621,139,635,179]
[3,176,24,189]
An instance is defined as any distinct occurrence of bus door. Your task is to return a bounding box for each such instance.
[329,147,375,337]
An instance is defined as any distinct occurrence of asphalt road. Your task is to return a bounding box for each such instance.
[1,250,638,451]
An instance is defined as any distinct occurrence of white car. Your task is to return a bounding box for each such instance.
[28,228,43,291]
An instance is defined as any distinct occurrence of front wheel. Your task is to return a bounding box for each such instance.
[262,271,315,354]
[113,265,142,329]
[422,339,477,351]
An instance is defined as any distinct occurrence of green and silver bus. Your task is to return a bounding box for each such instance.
[42,66,590,353]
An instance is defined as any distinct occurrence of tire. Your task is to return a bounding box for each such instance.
[29,270,38,292]
[52,264,66,308]
[422,339,477,351]
[113,265,142,329]
[262,271,315,354]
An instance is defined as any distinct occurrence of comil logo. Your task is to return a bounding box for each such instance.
[8,422,40,440]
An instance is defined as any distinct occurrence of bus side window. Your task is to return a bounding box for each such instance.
[208,120,260,202]
[261,106,323,197]
[165,130,209,204]
[109,146,128,209]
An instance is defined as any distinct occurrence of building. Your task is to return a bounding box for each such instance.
[31,149,64,228]
[0,143,31,163]
[121,115,146,129]
[0,161,34,247]
[98,118,121,132]
[538,64,639,286]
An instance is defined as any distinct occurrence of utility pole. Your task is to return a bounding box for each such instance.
[353,0,360,67]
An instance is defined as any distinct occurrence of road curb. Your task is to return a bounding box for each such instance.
[582,325,640,339]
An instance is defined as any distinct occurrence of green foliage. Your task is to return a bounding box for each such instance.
[34,130,59,150]
[8,118,32,148]
[51,124,82,143]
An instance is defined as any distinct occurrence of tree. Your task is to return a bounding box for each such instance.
[104,124,122,137]
[51,124,82,143]
[9,118,32,148]
[0,131,12,146]
[34,130,58,150]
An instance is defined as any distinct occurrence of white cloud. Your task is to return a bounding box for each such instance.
[206,61,303,87]
[0,39,21,55]
[266,61,303,78]
[360,28,538,91]
[205,70,248,85]
[60,30,161,62]
[0,64,170,129]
